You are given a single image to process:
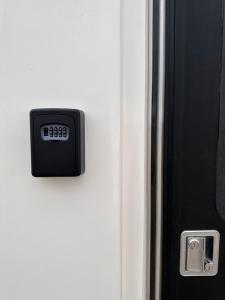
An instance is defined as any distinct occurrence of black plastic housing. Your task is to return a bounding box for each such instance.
[30,108,85,177]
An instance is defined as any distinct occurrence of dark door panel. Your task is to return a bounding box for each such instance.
[161,0,225,299]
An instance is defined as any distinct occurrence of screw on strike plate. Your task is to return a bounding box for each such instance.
[188,239,200,250]
[204,262,214,273]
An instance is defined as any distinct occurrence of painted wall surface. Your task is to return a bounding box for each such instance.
[0,0,147,299]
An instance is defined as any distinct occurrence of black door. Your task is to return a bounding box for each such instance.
[151,0,225,299]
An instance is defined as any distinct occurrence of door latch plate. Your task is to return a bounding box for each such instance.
[180,230,220,277]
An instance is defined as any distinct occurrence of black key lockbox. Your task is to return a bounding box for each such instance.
[30,109,85,177]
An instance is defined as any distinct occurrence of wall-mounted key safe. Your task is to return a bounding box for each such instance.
[30,109,85,177]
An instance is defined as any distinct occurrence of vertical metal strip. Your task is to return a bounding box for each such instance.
[155,0,165,298]
[146,0,153,298]
[149,0,166,298]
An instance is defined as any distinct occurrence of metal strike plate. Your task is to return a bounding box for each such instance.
[180,230,220,277]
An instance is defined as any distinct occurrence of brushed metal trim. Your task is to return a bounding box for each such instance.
[154,0,165,299]
[149,0,166,298]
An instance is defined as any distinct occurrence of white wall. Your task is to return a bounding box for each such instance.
[0,0,147,299]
